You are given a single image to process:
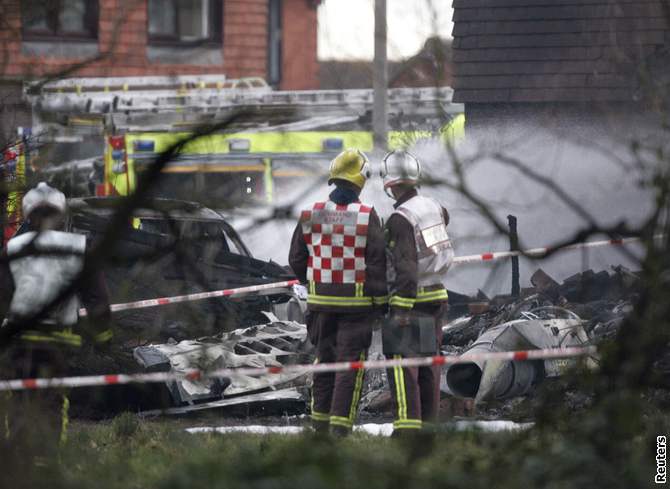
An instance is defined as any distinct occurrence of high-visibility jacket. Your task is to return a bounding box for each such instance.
[289,198,387,312]
[8,231,85,327]
[4,230,112,347]
[386,191,452,309]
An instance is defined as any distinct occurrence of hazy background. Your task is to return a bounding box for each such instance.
[239,126,652,297]
[318,0,454,60]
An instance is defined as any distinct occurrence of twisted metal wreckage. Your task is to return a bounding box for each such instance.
[129,265,644,417]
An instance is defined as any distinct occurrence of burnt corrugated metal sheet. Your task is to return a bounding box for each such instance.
[452,0,670,103]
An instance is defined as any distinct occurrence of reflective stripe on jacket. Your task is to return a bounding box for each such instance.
[7,230,86,327]
[19,328,82,348]
[3,230,113,346]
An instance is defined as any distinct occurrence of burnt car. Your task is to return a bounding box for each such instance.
[65,197,296,340]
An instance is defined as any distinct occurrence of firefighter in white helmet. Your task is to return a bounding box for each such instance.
[289,149,387,436]
[0,183,112,443]
[379,150,453,434]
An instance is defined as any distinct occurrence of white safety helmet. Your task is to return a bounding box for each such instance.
[22,182,67,219]
[379,150,421,198]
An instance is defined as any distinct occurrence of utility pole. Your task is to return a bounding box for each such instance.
[373,0,388,151]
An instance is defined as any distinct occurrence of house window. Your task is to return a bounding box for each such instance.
[148,0,222,45]
[268,0,282,86]
[21,0,99,40]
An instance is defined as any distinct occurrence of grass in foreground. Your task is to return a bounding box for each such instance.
[0,404,665,489]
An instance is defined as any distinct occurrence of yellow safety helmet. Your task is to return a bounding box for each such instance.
[328,148,371,189]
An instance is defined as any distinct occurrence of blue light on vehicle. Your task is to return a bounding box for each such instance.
[112,149,124,160]
[322,138,343,151]
[133,140,155,152]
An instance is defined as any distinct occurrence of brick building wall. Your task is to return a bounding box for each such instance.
[0,0,319,86]
[0,0,321,143]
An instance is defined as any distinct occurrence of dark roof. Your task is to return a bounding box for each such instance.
[319,61,376,90]
[452,0,670,103]
[389,37,453,88]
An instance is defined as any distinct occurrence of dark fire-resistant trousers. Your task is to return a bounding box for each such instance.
[3,340,75,446]
[387,302,447,431]
[307,311,373,431]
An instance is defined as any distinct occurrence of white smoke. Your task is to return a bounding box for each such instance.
[239,124,655,296]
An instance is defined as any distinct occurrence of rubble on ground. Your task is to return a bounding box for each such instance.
[442,266,641,353]
[129,265,657,419]
[47,264,666,420]
[435,265,655,417]
[363,265,651,418]
[134,315,312,413]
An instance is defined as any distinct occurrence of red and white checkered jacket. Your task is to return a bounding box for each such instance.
[290,197,387,312]
[301,201,372,284]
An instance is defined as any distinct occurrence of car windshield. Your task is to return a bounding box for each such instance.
[137,217,244,255]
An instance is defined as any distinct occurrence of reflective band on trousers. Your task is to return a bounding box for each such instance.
[394,419,422,430]
[329,352,366,429]
[94,329,113,343]
[311,411,330,422]
[310,356,330,423]
[343,351,366,428]
[392,354,422,430]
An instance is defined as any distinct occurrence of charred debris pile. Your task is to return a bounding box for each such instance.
[436,264,670,419]
[43,264,668,420]
[444,265,640,351]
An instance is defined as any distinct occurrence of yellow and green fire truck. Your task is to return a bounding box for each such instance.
[26,76,465,204]
[101,120,465,203]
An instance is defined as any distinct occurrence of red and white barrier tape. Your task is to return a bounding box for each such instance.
[78,279,300,317]
[79,236,649,316]
[0,345,597,392]
[452,236,646,266]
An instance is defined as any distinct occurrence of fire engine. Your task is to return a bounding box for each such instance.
[24,75,464,205]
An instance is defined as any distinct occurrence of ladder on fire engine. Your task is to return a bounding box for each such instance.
[26,74,463,134]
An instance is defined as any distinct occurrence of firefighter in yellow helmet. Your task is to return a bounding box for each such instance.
[289,149,387,435]
[380,150,453,435]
